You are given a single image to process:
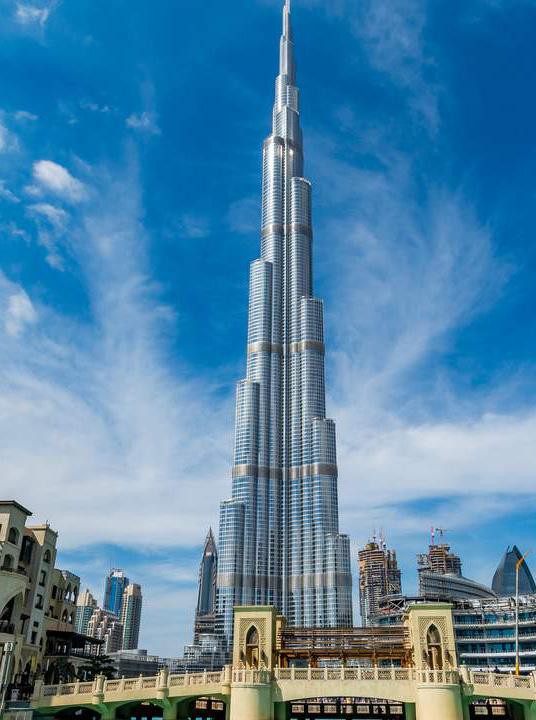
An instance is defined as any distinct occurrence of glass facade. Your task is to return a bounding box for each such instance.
[492,545,536,597]
[103,569,129,617]
[216,1,352,641]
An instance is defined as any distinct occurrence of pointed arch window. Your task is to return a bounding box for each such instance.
[426,624,443,670]
[245,625,260,669]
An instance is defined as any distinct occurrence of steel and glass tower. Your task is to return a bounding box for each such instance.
[216,0,353,640]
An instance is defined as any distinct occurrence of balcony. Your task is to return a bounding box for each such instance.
[0,620,15,635]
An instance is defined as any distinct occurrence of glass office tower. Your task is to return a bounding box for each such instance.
[216,1,353,640]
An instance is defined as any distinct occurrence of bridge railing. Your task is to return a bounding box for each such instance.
[469,670,536,690]
[34,669,228,702]
[34,665,536,705]
[416,669,460,684]
[274,667,415,683]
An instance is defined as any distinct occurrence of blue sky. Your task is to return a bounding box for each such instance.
[1,0,536,656]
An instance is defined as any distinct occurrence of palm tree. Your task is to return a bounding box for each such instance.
[77,655,116,681]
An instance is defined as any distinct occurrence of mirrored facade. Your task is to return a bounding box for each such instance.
[216,1,353,640]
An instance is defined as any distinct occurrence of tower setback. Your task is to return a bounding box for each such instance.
[216,0,353,640]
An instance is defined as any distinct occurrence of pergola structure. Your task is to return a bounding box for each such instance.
[276,625,411,667]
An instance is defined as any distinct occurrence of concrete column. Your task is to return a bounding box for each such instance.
[229,682,273,720]
[98,706,116,720]
[404,703,416,720]
[522,701,536,720]
[162,700,179,720]
[415,685,464,720]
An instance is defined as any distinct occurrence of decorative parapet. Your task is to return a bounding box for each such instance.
[31,665,536,711]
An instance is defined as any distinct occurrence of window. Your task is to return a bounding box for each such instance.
[39,570,47,586]
[31,631,37,645]
[19,536,34,564]
[245,625,260,669]
[43,549,51,564]
[35,594,44,610]
[1,554,14,571]
[7,527,19,545]
[426,624,443,670]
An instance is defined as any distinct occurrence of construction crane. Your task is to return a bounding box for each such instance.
[430,527,448,545]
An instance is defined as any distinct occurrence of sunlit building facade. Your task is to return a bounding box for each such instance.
[216,1,352,640]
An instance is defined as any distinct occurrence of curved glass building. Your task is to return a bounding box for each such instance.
[216,0,353,640]
[492,545,536,597]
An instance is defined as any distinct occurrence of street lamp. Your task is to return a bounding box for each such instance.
[515,551,531,677]
[0,641,15,717]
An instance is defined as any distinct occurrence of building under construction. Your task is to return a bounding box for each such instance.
[418,533,495,601]
[358,536,402,627]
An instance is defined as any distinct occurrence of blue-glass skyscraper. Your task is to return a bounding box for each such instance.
[216,0,353,640]
[103,569,129,618]
[492,546,536,597]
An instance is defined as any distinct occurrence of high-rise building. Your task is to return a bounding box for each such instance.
[358,538,402,627]
[87,608,124,655]
[492,545,536,596]
[197,529,217,617]
[120,583,143,650]
[418,542,495,601]
[215,0,353,640]
[193,528,218,642]
[75,589,98,636]
[418,543,462,577]
[103,569,129,617]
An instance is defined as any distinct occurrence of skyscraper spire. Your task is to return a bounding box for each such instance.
[280,0,295,82]
[216,0,353,644]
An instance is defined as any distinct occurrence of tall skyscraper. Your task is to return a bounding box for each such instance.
[197,529,217,616]
[120,583,143,650]
[216,0,353,639]
[492,545,536,597]
[193,529,218,642]
[103,569,129,617]
[358,537,402,627]
[75,588,98,635]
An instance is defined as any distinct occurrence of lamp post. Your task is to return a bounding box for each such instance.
[0,641,15,717]
[515,551,531,676]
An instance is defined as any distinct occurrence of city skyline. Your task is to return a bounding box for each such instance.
[1,0,536,656]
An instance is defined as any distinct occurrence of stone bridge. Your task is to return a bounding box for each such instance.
[30,665,536,720]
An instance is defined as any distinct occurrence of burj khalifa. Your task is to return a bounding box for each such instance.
[216,0,353,640]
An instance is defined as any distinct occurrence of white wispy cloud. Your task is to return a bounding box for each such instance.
[303,124,534,542]
[0,181,20,203]
[227,196,260,235]
[80,101,112,114]
[176,214,210,239]
[0,158,232,551]
[32,160,87,203]
[13,110,38,122]
[1,276,38,338]
[0,120,19,153]
[126,111,161,136]
[28,202,68,228]
[14,2,55,28]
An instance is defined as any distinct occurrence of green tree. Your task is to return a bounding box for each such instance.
[47,657,77,684]
[77,654,116,681]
